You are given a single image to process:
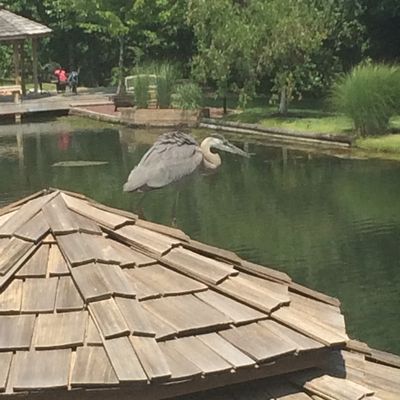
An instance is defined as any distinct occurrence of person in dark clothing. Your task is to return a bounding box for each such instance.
[68,69,79,94]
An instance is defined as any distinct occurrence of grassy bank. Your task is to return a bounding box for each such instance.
[356,133,400,153]
[207,95,400,154]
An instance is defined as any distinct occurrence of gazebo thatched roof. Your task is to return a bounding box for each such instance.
[0,9,52,42]
[0,189,398,399]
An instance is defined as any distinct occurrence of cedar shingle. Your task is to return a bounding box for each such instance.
[21,278,58,313]
[0,280,22,314]
[71,347,118,386]
[48,245,69,276]
[197,333,255,369]
[57,233,96,266]
[61,193,132,229]
[104,337,148,383]
[89,298,130,339]
[34,311,87,349]
[220,323,296,362]
[115,297,155,336]
[0,315,35,350]
[130,336,171,381]
[55,276,84,311]
[12,350,70,391]
[0,353,12,391]
[15,244,49,278]
[14,210,50,242]
[166,336,232,375]
[0,238,34,276]
[142,294,231,335]
[162,247,235,285]
[0,192,56,237]
[195,290,267,325]
[217,276,287,313]
[71,263,111,302]
[128,264,207,296]
[116,225,179,256]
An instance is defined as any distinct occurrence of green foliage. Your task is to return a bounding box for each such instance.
[188,0,366,114]
[188,0,255,107]
[249,0,354,114]
[331,64,400,136]
[171,82,202,110]
[133,61,180,108]
[156,63,179,108]
[0,45,13,79]
[133,75,150,108]
[0,0,397,100]
[356,132,400,153]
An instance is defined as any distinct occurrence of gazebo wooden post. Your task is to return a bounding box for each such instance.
[13,41,21,86]
[13,41,21,103]
[32,37,39,93]
[20,41,26,95]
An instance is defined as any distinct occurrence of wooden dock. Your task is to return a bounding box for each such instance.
[0,91,113,122]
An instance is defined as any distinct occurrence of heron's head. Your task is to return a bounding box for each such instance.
[207,134,250,157]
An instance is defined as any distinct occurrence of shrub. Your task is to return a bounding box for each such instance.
[331,64,400,136]
[133,75,150,108]
[171,82,203,110]
[156,63,179,108]
[132,61,180,108]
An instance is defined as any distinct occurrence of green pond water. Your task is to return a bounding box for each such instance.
[0,118,399,354]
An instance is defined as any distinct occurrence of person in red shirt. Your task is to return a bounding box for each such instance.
[54,67,68,93]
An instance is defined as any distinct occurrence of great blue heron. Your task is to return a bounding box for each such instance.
[123,130,249,192]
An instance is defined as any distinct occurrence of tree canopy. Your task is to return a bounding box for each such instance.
[0,0,397,110]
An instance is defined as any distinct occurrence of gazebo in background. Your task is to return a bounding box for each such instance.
[0,8,52,96]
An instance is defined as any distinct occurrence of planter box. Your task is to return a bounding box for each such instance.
[120,107,202,127]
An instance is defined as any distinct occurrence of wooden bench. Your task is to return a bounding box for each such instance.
[111,94,135,111]
[0,85,22,104]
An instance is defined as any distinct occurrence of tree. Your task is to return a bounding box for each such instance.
[188,0,366,114]
[131,0,193,63]
[362,0,400,61]
[71,0,134,93]
[248,0,335,114]
[188,0,255,113]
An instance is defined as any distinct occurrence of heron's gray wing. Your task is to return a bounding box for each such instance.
[123,132,203,191]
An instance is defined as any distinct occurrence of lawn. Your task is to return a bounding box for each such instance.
[205,95,400,154]
[205,95,354,136]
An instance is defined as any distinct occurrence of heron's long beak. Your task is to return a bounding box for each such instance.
[214,141,251,158]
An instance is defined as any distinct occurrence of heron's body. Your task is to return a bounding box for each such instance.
[123,130,247,192]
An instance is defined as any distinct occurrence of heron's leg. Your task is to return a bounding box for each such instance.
[171,190,180,227]
[134,192,147,219]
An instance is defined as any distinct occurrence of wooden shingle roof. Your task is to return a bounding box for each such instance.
[0,9,51,41]
[0,189,398,399]
[183,343,400,400]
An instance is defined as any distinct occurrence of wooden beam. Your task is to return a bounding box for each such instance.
[13,41,21,103]
[20,41,26,96]
[13,42,21,85]
[32,38,38,93]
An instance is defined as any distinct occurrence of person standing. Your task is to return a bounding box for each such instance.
[54,67,68,93]
[68,69,79,94]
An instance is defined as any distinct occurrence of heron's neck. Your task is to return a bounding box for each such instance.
[201,138,221,169]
